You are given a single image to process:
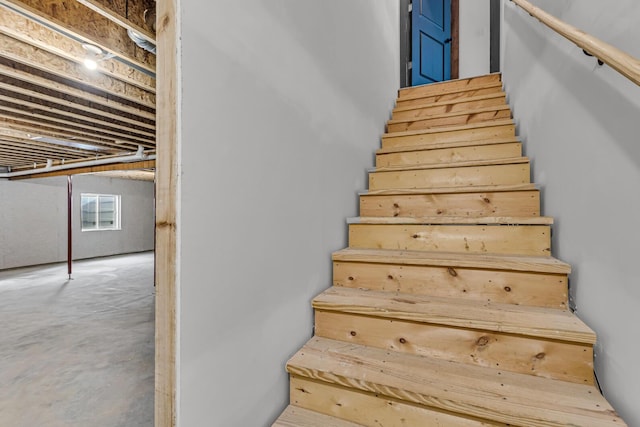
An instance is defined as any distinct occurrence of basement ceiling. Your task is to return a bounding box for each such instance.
[0,0,156,177]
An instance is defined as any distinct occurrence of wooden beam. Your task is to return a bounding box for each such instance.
[92,169,155,181]
[0,96,156,145]
[75,0,156,44]
[10,159,156,179]
[0,133,106,157]
[155,0,178,424]
[0,0,155,74]
[0,59,155,120]
[0,32,155,108]
[0,116,135,148]
[0,81,155,132]
[0,109,152,148]
[0,4,155,92]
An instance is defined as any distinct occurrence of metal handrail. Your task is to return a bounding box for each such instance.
[510,0,640,86]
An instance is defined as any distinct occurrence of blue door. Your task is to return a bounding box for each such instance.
[412,0,452,85]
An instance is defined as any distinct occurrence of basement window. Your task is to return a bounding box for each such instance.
[81,193,121,231]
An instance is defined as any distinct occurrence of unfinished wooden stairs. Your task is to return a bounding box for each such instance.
[272,73,626,426]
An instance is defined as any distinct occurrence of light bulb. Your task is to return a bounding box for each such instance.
[84,58,98,70]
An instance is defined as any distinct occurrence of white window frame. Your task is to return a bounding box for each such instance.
[80,193,122,232]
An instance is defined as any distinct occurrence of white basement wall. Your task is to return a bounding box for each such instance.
[0,175,154,270]
[459,0,490,78]
[501,0,640,424]
[178,0,399,425]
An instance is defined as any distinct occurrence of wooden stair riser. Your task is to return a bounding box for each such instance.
[388,108,511,133]
[382,124,515,149]
[360,190,540,218]
[290,376,501,427]
[333,261,567,308]
[399,74,502,99]
[315,310,593,384]
[369,163,530,190]
[287,338,624,427]
[396,87,504,110]
[376,143,522,168]
[349,224,551,256]
[392,96,507,121]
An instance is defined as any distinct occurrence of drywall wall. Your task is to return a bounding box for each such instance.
[501,0,640,423]
[459,0,491,78]
[178,0,399,425]
[0,175,154,270]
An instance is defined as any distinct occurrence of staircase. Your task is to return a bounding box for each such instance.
[272,73,626,426]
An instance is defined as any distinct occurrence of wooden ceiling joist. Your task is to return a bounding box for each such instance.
[9,159,156,180]
[0,95,156,144]
[0,32,155,108]
[0,59,155,120]
[0,134,106,157]
[75,0,156,45]
[0,83,155,132]
[0,108,153,148]
[0,116,139,148]
[0,0,157,171]
[0,0,155,75]
[0,4,155,93]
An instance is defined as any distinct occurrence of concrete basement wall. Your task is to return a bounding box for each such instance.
[178,0,398,425]
[501,0,640,424]
[0,175,154,270]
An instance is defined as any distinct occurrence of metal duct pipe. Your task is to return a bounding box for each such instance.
[128,29,156,54]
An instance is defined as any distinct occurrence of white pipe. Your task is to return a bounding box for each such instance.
[0,153,156,179]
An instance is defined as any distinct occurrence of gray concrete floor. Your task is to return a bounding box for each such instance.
[0,252,154,427]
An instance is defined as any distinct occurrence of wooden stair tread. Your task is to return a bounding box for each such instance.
[272,406,365,427]
[332,247,571,274]
[393,92,506,113]
[371,156,528,173]
[376,137,520,155]
[387,104,511,124]
[287,337,625,426]
[397,81,504,103]
[383,119,514,139]
[398,73,501,98]
[348,216,553,225]
[313,287,595,344]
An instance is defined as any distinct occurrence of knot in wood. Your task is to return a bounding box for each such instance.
[447,267,458,277]
[504,286,512,292]
[476,336,490,347]
[350,331,357,337]
[535,352,546,360]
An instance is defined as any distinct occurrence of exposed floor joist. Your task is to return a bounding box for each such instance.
[0,1,156,173]
[0,0,155,74]
[76,0,156,45]
[0,4,155,92]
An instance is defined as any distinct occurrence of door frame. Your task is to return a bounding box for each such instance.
[400,0,459,87]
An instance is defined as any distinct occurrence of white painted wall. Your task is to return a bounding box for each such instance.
[501,0,640,424]
[0,175,154,270]
[177,0,399,425]
[459,0,491,78]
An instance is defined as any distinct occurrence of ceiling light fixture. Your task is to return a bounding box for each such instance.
[81,43,114,71]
